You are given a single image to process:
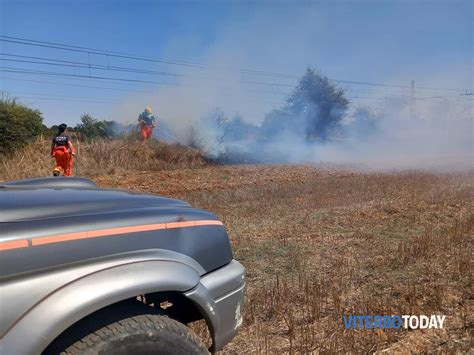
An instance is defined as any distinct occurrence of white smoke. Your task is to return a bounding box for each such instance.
[110,4,472,170]
[318,97,473,169]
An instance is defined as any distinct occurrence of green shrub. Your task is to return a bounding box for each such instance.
[0,98,45,156]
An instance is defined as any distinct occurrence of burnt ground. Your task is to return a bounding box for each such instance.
[95,165,473,353]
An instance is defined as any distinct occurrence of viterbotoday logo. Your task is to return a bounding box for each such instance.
[343,315,446,330]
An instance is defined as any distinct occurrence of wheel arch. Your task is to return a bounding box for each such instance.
[0,260,201,354]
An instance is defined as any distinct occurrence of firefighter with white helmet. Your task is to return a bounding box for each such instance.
[138,106,157,139]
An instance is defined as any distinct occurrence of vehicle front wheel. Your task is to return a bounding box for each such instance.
[60,313,208,355]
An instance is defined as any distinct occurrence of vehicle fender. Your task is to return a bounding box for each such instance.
[0,260,200,354]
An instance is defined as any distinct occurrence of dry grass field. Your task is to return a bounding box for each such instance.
[1,139,472,353]
[95,165,473,353]
[0,136,205,181]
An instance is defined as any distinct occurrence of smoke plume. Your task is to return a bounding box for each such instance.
[111,4,472,170]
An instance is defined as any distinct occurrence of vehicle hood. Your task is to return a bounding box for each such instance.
[0,178,233,276]
[0,180,190,223]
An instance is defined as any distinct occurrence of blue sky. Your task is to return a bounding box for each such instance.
[0,0,472,126]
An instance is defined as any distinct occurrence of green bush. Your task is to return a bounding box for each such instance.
[75,114,116,140]
[0,98,45,156]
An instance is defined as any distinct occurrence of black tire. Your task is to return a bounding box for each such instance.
[44,300,209,355]
[61,314,208,355]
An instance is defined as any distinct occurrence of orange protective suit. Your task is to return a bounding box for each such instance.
[140,124,154,139]
[53,146,74,176]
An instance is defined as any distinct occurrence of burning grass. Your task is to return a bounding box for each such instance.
[95,166,473,353]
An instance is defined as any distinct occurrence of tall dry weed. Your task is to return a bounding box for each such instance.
[0,136,205,181]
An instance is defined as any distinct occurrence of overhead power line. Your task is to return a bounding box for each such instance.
[0,35,297,79]
[0,92,116,104]
[0,66,295,92]
[2,35,471,93]
[0,36,205,68]
[334,79,409,89]
[240,80,294,88]
[3,67,466,105]
[0,72,295,102]
[0,52,181,77]
[1,76,149,93]
[13,96,113,104]
[1,89,116,101]
[0,66,176,85]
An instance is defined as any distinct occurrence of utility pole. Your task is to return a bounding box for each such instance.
[410,80,415,120]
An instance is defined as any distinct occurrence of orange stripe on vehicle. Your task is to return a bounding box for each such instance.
[31,231,88,246]
[30,220,223,247]
[0,239,29,251]
[192,220,223,227]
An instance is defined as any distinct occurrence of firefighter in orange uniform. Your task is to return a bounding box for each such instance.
[51,123,76,176]
[138,106,157,139]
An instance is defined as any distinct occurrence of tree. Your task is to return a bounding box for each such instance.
[0,98,45,156]
[196,108,229,157]
[74,114,116,140]
[223,114,260,142]
[262,67,349,141]
[350,106,378,139]
[208,108,229,147]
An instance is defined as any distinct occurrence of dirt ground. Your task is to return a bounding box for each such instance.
[94,165,473,353]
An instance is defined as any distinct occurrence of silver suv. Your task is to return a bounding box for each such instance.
[0,177,245,354]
